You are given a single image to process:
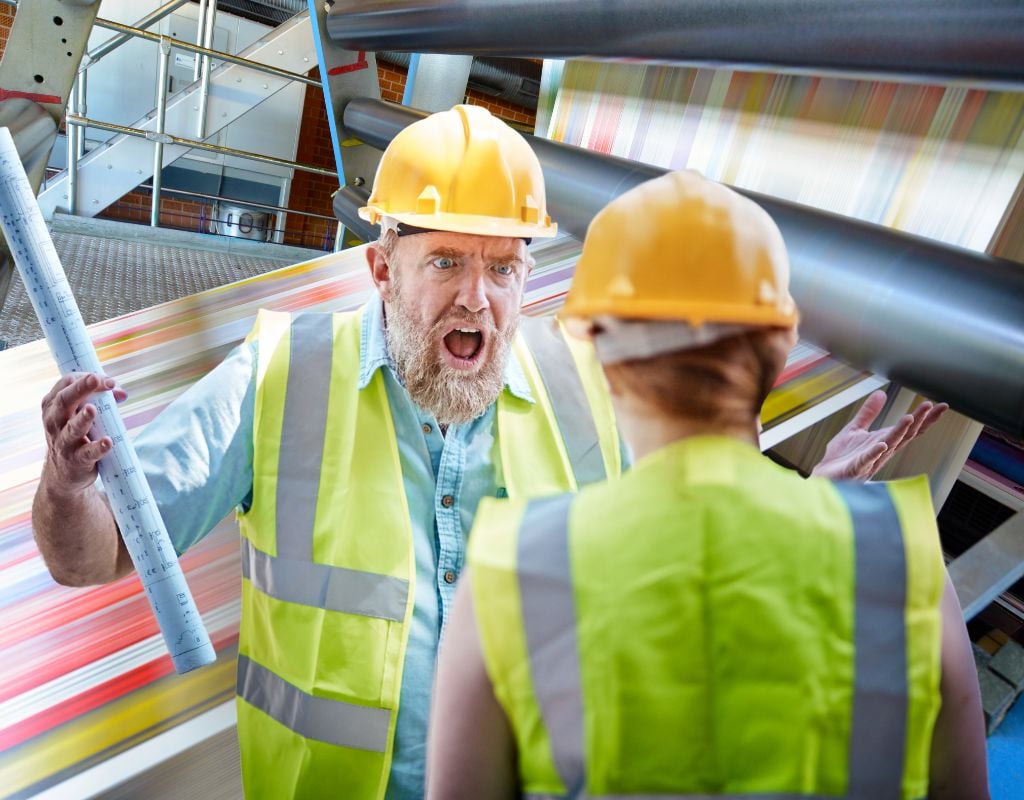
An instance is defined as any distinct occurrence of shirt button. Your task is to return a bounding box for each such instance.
[422,423,432,434]
[443,570,457,584]
[441,494,454,508]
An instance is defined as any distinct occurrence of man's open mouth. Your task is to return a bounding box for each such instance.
[442,326,485,367]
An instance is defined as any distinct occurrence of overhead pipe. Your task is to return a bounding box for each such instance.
[342,99,1024,436]
[377,52,540,109]
[328,0,1024,87]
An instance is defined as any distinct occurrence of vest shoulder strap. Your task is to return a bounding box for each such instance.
[518,316,620,487]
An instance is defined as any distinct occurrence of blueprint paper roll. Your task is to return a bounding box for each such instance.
[0,127,215,674]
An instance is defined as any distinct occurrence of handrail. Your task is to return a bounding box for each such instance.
[138,184,338,222]
[65,115,338,178]
[84,0,192,67]
[91,17,322,87]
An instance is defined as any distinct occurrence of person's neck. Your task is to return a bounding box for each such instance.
[613,394,760,462]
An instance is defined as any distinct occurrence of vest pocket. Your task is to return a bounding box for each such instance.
[241,579,390,707]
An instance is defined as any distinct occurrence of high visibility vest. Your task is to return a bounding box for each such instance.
[235,307,620,799]
[470,436,945,800]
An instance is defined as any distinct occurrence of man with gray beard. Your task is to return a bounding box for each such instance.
[382,226,521,426]
[32,104,946,800]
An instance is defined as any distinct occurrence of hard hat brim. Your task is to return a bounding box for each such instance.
[559,297,799,331]
[359,205,558,240]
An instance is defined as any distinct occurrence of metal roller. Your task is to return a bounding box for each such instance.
[326,0,1024,87]
[341,98,1024,436]
[0,99,59,180]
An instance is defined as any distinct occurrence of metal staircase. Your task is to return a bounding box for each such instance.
[38,8,321,219]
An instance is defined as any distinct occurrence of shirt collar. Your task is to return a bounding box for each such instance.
[358,294,534,404]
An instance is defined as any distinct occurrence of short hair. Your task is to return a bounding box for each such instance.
[602,328,793,428]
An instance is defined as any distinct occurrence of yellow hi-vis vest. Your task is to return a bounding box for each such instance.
[470,436,945,800]
[235,307,620,799]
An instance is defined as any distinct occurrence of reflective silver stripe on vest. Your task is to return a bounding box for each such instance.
[834,481,908,799]
[241,538,408,621]
[518,494,586,796]
[276,312,335,561]
[519,483,910,799]
[520,317,607,487]
[237,654,390,752]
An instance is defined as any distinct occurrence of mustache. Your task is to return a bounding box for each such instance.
[430,309,500,336]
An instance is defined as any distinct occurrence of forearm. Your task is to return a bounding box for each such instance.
[33,461,132,586]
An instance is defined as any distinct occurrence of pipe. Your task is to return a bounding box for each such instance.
[197,0,218,139]
[152,40,172,227]
[378,52,539,109]
[332,185,380,243]
[194,0,208,81]
[66,80,79,215]
[76,72,87,159]
[328,0,1024,87]
[343,98,1024,436]
[0,99,58,181]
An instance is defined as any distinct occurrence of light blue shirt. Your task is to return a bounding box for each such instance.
[134,296,534,799]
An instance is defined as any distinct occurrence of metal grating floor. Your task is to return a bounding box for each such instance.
[0,223,318,349]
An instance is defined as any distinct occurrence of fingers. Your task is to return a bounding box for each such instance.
[63,401,97,443]
[41,373,119,439]
[902,401,934,450]
[858,441,890,477]
[55,402,110,464]
[893,400,949,454]
[917,401,948,436]
[846,389,888,433]
[876,412,916,451]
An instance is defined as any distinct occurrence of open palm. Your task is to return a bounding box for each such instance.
[811,390,949,480]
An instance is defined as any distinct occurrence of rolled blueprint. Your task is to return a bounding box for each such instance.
[0,127,215,674]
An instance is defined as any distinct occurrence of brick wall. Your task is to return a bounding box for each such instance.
[375,60,538,127]
[378,62,407,104]
[0,8,12,58]
[97,188,211,232]
[281,65,340,249]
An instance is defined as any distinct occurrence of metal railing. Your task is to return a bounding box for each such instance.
[90,18,322,87]
[58,3,332,236]
[65,116,337,178]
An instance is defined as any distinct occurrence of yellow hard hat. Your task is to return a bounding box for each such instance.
[359,104,557,239]
[561,170,798,328]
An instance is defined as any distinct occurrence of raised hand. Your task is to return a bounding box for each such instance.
[40,373,128,492]
[810,390,948,480]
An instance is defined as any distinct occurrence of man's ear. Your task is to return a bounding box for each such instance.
[366,244,395,300]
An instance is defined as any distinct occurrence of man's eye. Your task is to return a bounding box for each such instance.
[495,264,514,276]
[433,257,455,269]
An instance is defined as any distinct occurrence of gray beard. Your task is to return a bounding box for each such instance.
[384,292,519,426]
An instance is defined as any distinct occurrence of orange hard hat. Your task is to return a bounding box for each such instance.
[561,170,797,329]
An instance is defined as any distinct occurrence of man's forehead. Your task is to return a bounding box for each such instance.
[403,230,526,261]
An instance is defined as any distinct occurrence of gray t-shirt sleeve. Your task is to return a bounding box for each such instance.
[133,340,257,556]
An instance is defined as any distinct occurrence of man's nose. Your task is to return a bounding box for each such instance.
[454,271,490,314]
